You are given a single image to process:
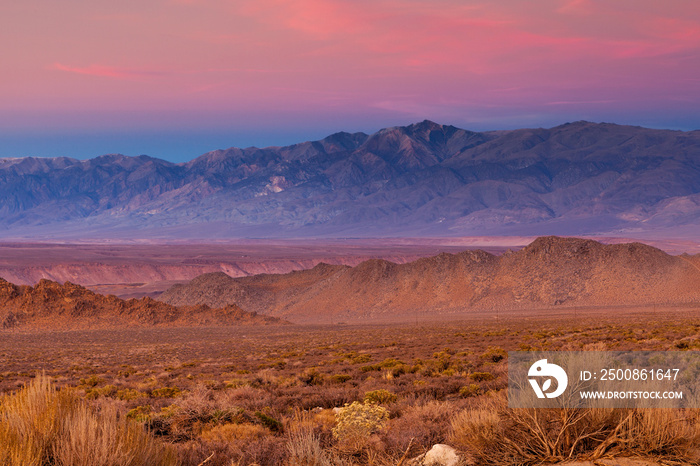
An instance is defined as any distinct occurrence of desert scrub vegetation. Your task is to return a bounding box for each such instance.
[363,389,396,404]
[450,392,700,464]
[0,374,177,466]
[332,401,389,454]
[2,313,700,464]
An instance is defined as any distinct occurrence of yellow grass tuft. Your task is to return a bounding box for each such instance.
[0,374,177,466]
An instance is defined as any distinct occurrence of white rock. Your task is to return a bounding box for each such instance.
[409,444,460,466]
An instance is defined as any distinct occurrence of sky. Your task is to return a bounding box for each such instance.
[1,0,700,162]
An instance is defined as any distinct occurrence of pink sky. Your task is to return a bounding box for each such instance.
[1,0,700,159]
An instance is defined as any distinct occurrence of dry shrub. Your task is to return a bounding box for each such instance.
[592,409,700,458]
[449,394,700,465]
[274,385,358,411]
[410,379,464,400]
[333,401,389,454]
[163,386,247,440]
[221,433,287,465]
[449,406,502,454]
[382,400,455,455]
[200,423,267,443]
[166,387,289,465]
[177,434,287,466]
[204,385,274,412]
[363,389,397,404]
[0,374,176,466]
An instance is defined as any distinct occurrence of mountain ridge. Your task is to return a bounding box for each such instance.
[0,277,283,329]
[2,121,700,239]
[158,236,700,323]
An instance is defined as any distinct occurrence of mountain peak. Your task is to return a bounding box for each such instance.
[408,119,445,131]
[521,236,603,258]
[555,120,625,130]
[320,131,369,150]
[377,120,456,137]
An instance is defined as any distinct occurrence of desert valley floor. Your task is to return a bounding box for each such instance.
[1,237,700,465]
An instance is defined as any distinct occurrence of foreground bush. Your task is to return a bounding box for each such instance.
[450,393,700,464]
[332,401,389,453]
[0,374,177,466]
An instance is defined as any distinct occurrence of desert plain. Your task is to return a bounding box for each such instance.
[2,237,700,465]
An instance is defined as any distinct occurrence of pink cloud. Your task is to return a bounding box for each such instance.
[88,12,143,23]
[545,100,617,106]
[4,0,699,132]
[181,0,700,80]
[557,0,597,15]
[237,0,370,39]
[646,16,700,43]
[51,63,165,80]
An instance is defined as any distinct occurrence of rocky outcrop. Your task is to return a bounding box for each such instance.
[0,277,282,329]
[159,237,700,323]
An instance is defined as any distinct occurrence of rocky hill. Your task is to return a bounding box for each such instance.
[0,277,283,329]
[159,237,700,323]
[2,121,700,239]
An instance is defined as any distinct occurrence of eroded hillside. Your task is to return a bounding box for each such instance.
[160,237,700,323]
[0,277,282,329]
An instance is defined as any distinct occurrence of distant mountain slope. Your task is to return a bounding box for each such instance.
[0,277,282,329]
[159,237,700,323]
[2,121,700,238]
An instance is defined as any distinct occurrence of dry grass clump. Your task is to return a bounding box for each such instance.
[449,393,700,465]
[285,409,338,466]
[0,374,69,465]
[449,402,506,462]
[195,422,287,465]
[199,422,268,443]
[54,402,178,466]
[0,374,177,466]
[286,430,333,466]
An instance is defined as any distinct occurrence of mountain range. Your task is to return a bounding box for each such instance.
[0,277,282,329]
[159,236,700,323]
[2,120,700,239]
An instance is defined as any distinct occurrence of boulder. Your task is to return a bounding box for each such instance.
[408,444,460,466]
